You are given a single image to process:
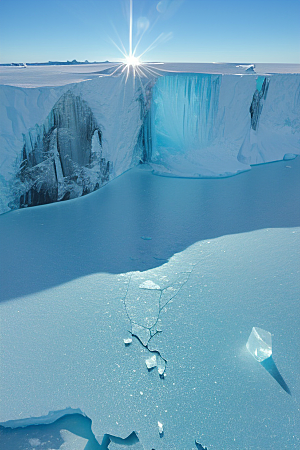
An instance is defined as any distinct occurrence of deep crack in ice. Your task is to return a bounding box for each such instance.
[121,262,198,375]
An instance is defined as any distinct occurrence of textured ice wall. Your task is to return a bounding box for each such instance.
[1,72,299,213]
[0,76,144,213]
[238,74,300,165]
[149,73,300,177]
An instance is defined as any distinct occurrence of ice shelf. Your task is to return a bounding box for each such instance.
[0,68,300,213]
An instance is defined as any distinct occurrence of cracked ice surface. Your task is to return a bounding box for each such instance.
[122,266,194,349]
[1,158,300,449]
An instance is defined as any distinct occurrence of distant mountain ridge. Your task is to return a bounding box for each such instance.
[0,60,111,66]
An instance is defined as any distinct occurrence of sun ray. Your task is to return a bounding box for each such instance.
[110,23,128,56]
[109,37,127,59]
[107,0,172,85]
[129,0,133,58]
[108,64,124,77]
[137,33,166,59]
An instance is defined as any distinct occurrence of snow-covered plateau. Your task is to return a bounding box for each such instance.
[0,63,300,450]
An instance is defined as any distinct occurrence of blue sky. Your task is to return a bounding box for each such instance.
[0,0,299,64]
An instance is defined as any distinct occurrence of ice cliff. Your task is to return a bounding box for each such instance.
[0,70,299,213]
[15,90,110,207]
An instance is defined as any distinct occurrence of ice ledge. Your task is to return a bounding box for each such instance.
[0,407,84,429]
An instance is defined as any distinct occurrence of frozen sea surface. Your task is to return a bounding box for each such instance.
[0,157,300,449]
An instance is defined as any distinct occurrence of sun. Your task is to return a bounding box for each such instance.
[125,54,141,68]
[109,0,165,83]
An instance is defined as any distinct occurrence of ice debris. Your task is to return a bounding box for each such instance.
[123,338,132,346]
[246,327,272,362]
[139,280,161,290]
[29,438,41,447]
[283,153,297,160]
[158,421,164,435]
[195,441,208,450]
[157,358,166,377]
[145,355,157,370]
[247,327,291,395]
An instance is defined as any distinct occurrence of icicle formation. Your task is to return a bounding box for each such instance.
[12,91,112,209]
[151,74,221,158]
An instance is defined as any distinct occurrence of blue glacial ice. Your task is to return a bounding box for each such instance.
[1,154,300,449]
[0,69,300,213]
[247,327,291,395]
[151,74,221,159]
[0,65,300,450]
[246,327,272,362]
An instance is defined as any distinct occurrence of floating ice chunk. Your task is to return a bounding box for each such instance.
[158,366,165,376]
[146,355,157,370]
[195,441,208,450]
[157,355,166,376]
[158,421,164,435]
[123,338,132,346]
[29,438,41,447]
[139,280,161,290]
[246,327,272,362]
[141,236,152,240]
[283,153,297,160]
[236,64,255,73]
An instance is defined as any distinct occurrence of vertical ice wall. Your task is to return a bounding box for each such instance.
[151,74,221,163]
[249,77,269,131]
[146,73,300,177]
[147,73,255,178]
[1,72,299,213]
[11,90,111,208]
[238,74,300,165]
[0,75,144,213]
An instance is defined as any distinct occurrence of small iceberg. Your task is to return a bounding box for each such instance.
[195,441,208,450]
[283,153,298,160]
[246,327,291,395]
[145,355,157,370]
[246,327,272,362]
[158,421,164,436]
[123,338,132,346]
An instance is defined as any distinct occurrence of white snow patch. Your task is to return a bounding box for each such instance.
[139,280,161,290]
[29,438,41,447]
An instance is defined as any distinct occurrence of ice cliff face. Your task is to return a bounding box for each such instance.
[147,73,300,177]
[249,77,269,131]
[12,91,110,208]
[237,74,300,165]
[0,71,299,213]
[0,76,144,213]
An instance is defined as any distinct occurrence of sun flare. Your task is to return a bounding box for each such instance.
[125,54,141,68]
[109,0,165,84]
